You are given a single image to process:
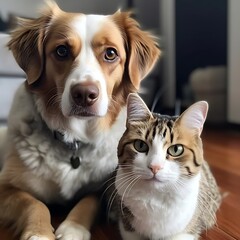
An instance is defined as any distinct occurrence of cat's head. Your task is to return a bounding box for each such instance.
[117,93,208,192]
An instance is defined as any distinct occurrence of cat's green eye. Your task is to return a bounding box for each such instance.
[167,144,184,157]
[134,140,149,153]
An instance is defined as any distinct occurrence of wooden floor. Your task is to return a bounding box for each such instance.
[0,127,240,240]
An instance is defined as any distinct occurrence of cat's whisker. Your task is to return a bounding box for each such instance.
[125,176,142,197]
[106,188,119,222]
[120,176,141,215]
[120,165,144,171]
[100,169,142,197]
[101,170,134,190]
[106,176,139,223]
[106,172,137,220]
[106,172,135,202]
[118,165,149,179]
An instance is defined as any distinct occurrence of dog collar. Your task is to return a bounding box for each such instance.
[53,131,84,169]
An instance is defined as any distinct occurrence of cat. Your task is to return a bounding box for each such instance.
[110,93,221,240]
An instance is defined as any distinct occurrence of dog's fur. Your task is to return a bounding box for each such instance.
[0,1,160,240]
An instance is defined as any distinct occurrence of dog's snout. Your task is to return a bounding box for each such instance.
[71,83,99,107]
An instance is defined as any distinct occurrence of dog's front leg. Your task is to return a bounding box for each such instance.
[55,194,99,240]
[0,184,54,240]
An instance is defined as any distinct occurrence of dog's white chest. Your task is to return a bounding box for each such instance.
[15,128,119,202]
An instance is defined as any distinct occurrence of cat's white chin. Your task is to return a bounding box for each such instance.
[144,172,176,184]
[140,177,171,191]
[145,176,166,184]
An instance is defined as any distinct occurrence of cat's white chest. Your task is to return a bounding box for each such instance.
[124,175,200,239]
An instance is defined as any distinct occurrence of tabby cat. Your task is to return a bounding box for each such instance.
[113,93,221,240]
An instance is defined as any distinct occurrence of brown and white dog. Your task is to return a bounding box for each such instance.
[0,1,160,240]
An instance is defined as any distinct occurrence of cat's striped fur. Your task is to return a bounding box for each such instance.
[112,93,221,240]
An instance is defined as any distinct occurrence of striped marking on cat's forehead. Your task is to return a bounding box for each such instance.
[145,116,175,143]
[145,118,161,140]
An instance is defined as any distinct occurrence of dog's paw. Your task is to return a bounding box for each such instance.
[20,228,55,240]
[20,234,54,240]
[55,220,90,240]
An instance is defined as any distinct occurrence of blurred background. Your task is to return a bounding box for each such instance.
[0,0,239,127]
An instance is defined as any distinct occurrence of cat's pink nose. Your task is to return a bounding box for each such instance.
[149,164,162,174]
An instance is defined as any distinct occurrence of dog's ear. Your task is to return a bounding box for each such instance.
[7,1,61,85]
[113,11,160,90]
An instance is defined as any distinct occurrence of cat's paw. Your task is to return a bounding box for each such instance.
[171,233,196,240]
[28,236,53,240]
[55,220,90,240]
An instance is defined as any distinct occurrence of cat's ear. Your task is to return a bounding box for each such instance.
[178,101,208,135]
[127,93,153,123]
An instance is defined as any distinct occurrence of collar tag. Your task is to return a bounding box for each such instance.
[54,131,83,169]
[70,156,81,169]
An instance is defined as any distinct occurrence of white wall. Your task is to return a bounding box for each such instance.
[0,0,43,20]
[58,0,126,14]
[159,0,176,108]
[0,0,126,21]
[227,0,240,124]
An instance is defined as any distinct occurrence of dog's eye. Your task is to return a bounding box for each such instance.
[56,45,69,58]
[104,48,118,62]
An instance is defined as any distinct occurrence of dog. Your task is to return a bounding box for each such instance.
[0,1,160,240]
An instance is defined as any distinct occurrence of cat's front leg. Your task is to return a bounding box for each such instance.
[171,233,197,240]
[119,220,144,240]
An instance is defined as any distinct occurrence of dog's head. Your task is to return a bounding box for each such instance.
[8,1,160,133]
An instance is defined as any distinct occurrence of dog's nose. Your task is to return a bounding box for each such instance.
[71,83,99,107]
